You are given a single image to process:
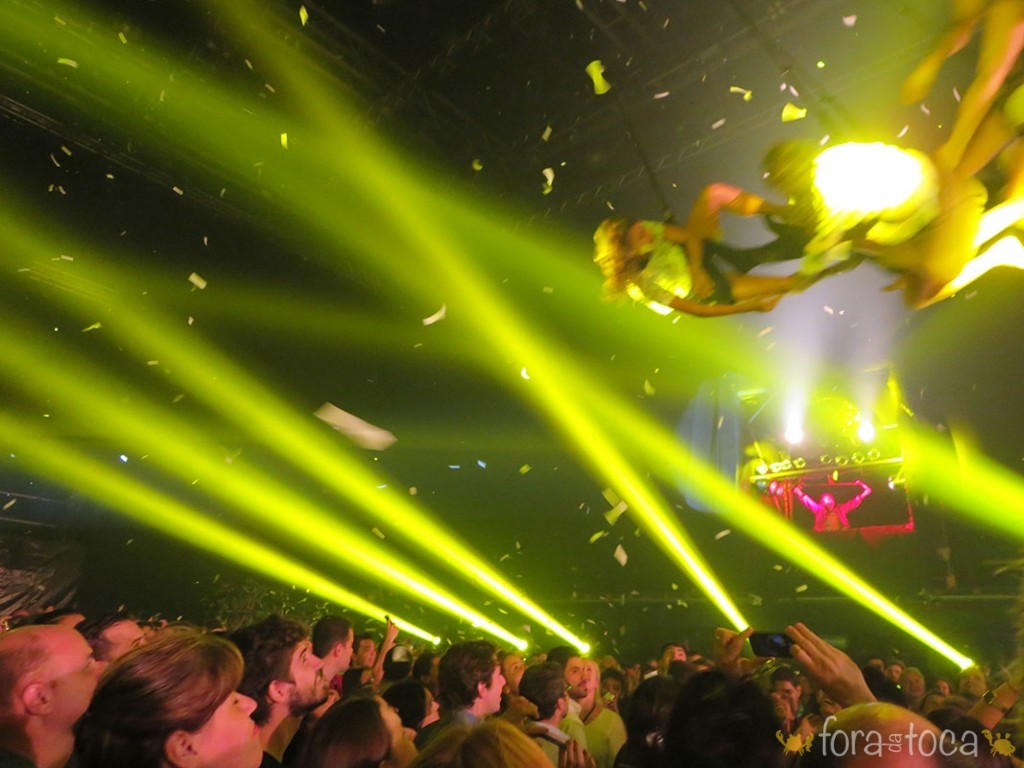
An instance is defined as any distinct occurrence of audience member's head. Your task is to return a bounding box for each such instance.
[78,611,146,663]
[409,719,549,768]
[76,624,262,768]
[957,664,987,700]
[861,664,907,706]
[518,662,567,723]
[413,651,440,697]
[353,633,378,669]
[658,642,687,674]
[769,664,803,719]
[884,659,905,683]
[437,641,503,717]
[300,694,417,768]
[544,646,575,673]
[0,624,100,768]
[229,615,327,729]
[663,669,781,768]
[383,645,414,682]
[621,675,680,755]
[383,679,439,732]
[599,667,626,711]
[901,666,927,702]
[499,652,525,696]
[311,615,354,681]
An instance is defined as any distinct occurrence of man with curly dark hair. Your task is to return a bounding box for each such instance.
[230,615,329,768]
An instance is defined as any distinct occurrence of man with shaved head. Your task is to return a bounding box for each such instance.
[0,624,100,767]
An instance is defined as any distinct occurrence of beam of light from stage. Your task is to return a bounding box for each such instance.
[0,216,564,654]
[0,414,441,644]
[576,390,974,669]
[0,1,593,648]
[904,424,1024,539]
[186,0,756,632]
[0,301,531,651]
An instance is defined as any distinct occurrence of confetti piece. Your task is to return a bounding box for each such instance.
[118,31,128,44]
[589,530,608,544]
[409,487,417,495]
[500,553,511,562]
[781,103,807,122]
[643,379,655,395]
[371,527,385,539]
[520,368,530,380]
[653,91,670,99]
[541,167,554,195]
[299,5,309,25]
[795,584,809,593]
[477,459,487,468]
[541,126,552,142]
[671,583,678,591]
[953,86,961,102]
[603,501,627,526]
[714,529,732,540]
[188,272,207,290]
[729,86,753,101]
[757,326,773,337]
[472,159,484,171]
[448,464,460,470]
[824,305,834,315]
[56,58,78,68]
[842,14,857,26]
[314,402,397,450]
[897,125,909,138]
[281,132,289,149]
[2,499,16,511]
[542,286,554,294]
[422,304,446,325]
[601,488,621,506]
[613,544,628,566]
[773,564,784,572]
[81,322,102,332]
[519,464,531,474]
[711,118,726,130]
[586,60,612,95]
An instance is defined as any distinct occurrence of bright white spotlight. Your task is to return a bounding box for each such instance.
[857,419,876,443]
[784,416,804,445]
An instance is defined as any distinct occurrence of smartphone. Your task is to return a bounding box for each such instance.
[748,631,795,657]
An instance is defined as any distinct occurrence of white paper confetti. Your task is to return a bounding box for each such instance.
[714,529,732,540]
[603,501,627,526]
[422,304,446,325]
[188,272,207,290]
[842,14,857,26]
[314,402,397,450]
[613,544,628,566]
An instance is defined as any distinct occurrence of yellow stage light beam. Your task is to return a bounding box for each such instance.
[198,0,753,631]
[904,424,1024,539]
[574,386,974,669]
[0,210,586,651]
[0,412,440,643]
[0,306,529,651]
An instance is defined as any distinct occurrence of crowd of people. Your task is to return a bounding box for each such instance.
[0,603,1020,768]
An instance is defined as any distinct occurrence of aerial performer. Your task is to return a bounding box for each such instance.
[593,183,828,317]
[760,138,1024,308]
[900,0,1024,177]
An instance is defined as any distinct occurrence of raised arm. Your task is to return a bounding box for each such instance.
[793,483,822,513]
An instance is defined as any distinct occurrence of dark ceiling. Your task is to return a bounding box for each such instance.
[0,0,1021,664]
